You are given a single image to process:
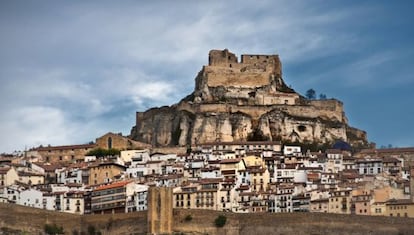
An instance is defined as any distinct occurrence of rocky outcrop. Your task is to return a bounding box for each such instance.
[130,49,368,148]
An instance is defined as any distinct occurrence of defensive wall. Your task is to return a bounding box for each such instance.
[2,203,414,235]
[204,66,273,88]
[206,49,282,88]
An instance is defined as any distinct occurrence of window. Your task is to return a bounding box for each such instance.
[108,137,112,149]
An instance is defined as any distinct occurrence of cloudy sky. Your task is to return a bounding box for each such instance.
[1,0,413,153]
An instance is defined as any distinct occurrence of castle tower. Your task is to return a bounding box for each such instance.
[147,187,173,234]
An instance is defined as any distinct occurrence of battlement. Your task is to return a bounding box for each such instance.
[204,49,282,88]
[208,49,238,66]
[240,54,280,65]
[208,49,281,70]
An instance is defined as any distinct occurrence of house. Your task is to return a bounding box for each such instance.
[352,189,371,215]
[120,149,150,163]
[273,184,294,213]
[2,184,25,203]
[196,178,220,210]
[62,191,84,214]
[386,199,414,218]
[325,149,344,173]
[293,194,310,212]
[91,180,131,214]
[88,162,126,185]
[18,188,44,208]
[31,162,63,184]
[31,143,96,163]
[126,184,148,212]
[328,189,352,214]
[17,171,44,185]
[355,158,382,175]
[95,132,150,150]
[174,184,198,210]
[382,157,402,176]
[0,166,18,187]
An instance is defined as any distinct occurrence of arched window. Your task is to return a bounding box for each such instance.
[108,137,112,149]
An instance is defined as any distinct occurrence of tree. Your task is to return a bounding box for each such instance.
[319,93,327,100]
[85,148,120,157]
[305,89,316,100]
[44,224,64,235]
[214,215,227,227]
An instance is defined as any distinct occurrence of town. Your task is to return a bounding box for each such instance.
[1,132,414,218]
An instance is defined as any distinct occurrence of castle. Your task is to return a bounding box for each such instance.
[131,49,367,148]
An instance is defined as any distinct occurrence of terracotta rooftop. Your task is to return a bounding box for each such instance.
[94,180,132,191]
[360,147,414,155]
[199,141,281,146]
[0,167,11,174]
[220,158,241,164]
[33,143,96,151]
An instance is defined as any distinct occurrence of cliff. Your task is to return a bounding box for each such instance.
[130,49,368,148]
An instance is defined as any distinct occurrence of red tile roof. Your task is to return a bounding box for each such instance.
[94,180,132,191]
[33,143,96,151]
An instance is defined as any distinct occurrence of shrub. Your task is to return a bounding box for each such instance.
[214,215,227,227]
[184,214,193,222]
[87,225,96,235]
[44,223,64,235]
[85,148,120,157]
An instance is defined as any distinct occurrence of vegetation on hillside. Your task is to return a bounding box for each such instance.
[85,148,120,157]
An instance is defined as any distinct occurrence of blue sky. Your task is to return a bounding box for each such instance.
[0,0,413,153]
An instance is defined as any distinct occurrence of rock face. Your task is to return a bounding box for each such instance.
[130,49,368,147]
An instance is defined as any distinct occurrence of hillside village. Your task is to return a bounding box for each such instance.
[1,49,412,221]
[1,132,414,218]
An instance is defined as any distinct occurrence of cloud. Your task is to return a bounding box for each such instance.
[1,0,414,152]
[1,106,68,151]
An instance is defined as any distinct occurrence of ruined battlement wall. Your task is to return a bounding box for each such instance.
[208,49,238,66]
[205,49,282,88]
[310,99,343,112]
[204,66,272,88]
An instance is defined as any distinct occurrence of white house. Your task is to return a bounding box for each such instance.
[121,149,150,163]
[18,188,43,208]
[355,158,383,175]
[62,191,84,214]
[0,166,19,187]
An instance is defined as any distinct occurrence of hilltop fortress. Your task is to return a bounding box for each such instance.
[130,49,368,147]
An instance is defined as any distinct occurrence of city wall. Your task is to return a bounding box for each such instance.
[2,203,414,235]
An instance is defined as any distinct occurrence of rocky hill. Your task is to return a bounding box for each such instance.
[130,49,368,148]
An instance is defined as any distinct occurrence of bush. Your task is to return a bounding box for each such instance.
[44,223,64,235]
[214,215,227,227]
[184,214,193,222]
[85,148,120,157]
[87,225,96,235]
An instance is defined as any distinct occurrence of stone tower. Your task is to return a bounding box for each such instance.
[147,187,173,234]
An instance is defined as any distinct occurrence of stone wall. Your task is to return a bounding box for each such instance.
[147,187,173,234]
[95,132,150,150]
[2,203,414,235]
[204,66,272,88]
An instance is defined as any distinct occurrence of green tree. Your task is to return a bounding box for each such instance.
[44,224,64,235]
[319,93,327,99]
[85,148,120,157]
[214,215,227,227]
[305,89,316,100]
